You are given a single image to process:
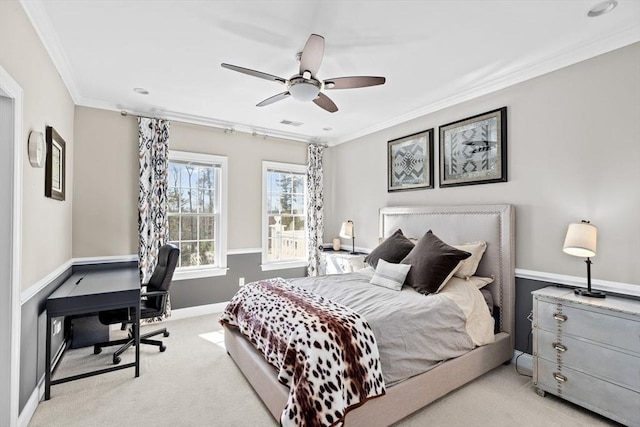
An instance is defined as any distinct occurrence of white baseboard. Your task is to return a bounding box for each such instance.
[18,376,44,427]
[511,350,533,376]
[167,302,229,321]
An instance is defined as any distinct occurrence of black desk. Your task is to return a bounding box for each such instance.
[45,268,141,399]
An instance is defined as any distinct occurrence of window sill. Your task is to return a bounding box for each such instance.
[260,260,308,272]
[173,267,228,281]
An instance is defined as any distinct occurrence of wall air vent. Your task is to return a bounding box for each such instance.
[280,119,303,127]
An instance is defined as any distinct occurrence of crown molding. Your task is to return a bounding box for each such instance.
[329,25,640,146]
[75,96,321,144]
[19,0,81,103]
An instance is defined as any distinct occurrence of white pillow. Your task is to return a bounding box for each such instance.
[369,259,411,291]
[453,241,487,279]
[467,276,494,289]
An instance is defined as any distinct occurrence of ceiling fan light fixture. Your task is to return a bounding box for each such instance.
[288,79,321,102]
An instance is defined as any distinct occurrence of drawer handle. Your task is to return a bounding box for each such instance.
[552,342,567,352]
[553,372,567,383]
[553,313,567,322]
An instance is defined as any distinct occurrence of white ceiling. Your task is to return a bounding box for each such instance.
[21,0,640,145]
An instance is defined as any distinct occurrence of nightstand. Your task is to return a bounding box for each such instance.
[532,287,640,426]
[319,251,366,275]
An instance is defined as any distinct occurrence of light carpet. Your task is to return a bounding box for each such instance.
[29,314,620,427]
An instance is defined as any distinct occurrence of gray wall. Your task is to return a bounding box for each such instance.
[325,43,640,287]
[171,252,307,309]
[19,269,71,412]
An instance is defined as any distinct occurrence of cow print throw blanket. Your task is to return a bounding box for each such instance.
[220,278,386,427]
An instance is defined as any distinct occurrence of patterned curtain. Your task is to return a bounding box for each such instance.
[138,117,171,318]
[306,144,324,277]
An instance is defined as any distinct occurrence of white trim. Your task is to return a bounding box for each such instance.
[260,260,308,272]
[16,376,43,427]
[168,151,228,271]
[511,350,533,376]
[18,0,81,103]
[20,260,73,305]
[515,269,639,297]
[166,302,230,320]
[227,248,262,255]
[0,65,23,427]
[173,267,228,281]
[72,254,137,265]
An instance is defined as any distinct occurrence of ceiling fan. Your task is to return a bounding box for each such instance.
[221,34,386,113]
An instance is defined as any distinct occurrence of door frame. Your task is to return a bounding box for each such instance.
[0,65,24,427]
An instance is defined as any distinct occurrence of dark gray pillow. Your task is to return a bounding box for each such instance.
[364,229,415,269]
[401,230,471,294]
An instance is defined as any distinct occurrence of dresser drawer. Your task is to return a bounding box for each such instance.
[536,328,640,392]
[536,300,640,354]
[536,358,640,427]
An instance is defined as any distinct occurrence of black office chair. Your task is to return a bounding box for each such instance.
[93,243,180,364]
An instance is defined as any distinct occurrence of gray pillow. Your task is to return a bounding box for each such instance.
[364,229,415,269]
[401,230,471,294]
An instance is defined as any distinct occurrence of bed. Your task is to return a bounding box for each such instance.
[222,204,515,426]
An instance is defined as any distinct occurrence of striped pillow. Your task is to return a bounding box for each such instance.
[369,259,411,291]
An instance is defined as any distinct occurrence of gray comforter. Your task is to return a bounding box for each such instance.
[290,268,492,385]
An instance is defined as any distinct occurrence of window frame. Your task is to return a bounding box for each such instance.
[261,161,308,271]
[168,150,228,280]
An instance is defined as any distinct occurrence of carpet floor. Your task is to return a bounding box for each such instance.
[29,314,621,427]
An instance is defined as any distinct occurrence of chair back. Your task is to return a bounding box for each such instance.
[146,244,180,312]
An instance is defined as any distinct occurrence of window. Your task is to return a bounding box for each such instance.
[262,161,307,271]
[168,151,227,279]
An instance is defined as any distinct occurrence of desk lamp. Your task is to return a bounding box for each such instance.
[563,220,605,298]
[339,220,356,254]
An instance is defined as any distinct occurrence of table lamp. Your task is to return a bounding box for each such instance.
[339,220,356,254]
[563,220,605,298]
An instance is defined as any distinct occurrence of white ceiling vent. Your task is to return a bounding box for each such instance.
[280,119,303,127]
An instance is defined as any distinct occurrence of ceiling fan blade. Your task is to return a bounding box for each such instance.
[256,92,290,107]
[221,63,287,84]
[299,34,325,77]
[323,76,386,90]
[313,92,338,113]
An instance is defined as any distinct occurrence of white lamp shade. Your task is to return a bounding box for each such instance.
[563,222,597,258]
[339,221,354,239]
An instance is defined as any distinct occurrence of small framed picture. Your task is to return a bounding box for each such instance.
[439,107,507,187]
[387,129,434,192]
[45,126,66,201]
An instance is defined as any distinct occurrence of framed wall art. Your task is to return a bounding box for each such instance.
[439,107,507,187]
[388,129,434,192]
[45,126,66,201]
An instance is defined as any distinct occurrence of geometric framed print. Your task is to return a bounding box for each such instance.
[388,129,434,192]
[439,107,507,188]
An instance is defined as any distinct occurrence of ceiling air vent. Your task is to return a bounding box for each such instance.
[280,119,303,127]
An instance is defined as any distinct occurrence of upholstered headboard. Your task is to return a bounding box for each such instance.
[379,205,515,347]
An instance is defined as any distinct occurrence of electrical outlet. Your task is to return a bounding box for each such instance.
[238,277,245,287]
[53,319,62,335]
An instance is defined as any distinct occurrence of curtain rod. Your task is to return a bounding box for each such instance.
[119,110,328,147]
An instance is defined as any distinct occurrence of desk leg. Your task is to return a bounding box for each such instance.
[134,301,140,377]
[45,312,52,400]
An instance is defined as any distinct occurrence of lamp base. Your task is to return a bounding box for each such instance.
[574,288,606,298]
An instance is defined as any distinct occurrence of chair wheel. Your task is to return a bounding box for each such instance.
[160,345,167,352]
[113,355,121,365]
[94,346,102,355]
[163,331,170,337]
